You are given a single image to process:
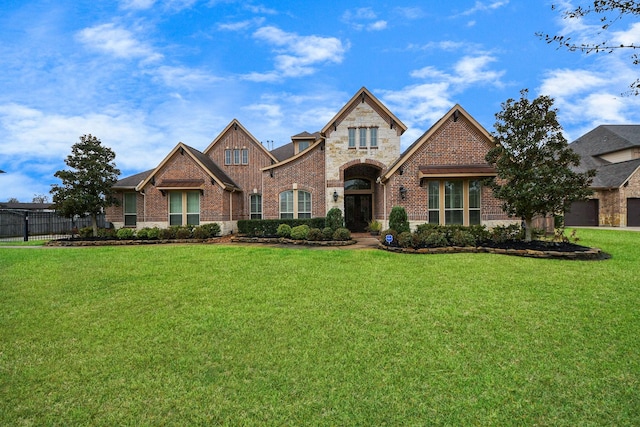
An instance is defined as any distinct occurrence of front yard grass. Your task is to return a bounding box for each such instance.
[1,229,638,425]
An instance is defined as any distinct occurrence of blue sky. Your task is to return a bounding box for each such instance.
[1,0,639,202]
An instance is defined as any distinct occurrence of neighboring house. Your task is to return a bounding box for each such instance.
[107,87,513,233]
[567,125,640,227]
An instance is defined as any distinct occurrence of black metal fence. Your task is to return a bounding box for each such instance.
[0,210,106,241]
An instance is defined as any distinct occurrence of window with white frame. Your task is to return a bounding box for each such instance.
[124,193,137,226]
[169,190,200,226]
[370,127,378,147]
[469,180,481,225]
[298,191,311,218]
[348,128,356,148]
[445,180,464,224]
[428,180,481,225]
[233,149,241,165]
[280,190,294,219]
[250,194,262,219]
[224,149,232,165]
[359,127,367,147]
[279,189,311,219]
[427,181,439,224]
[241,148,249,165]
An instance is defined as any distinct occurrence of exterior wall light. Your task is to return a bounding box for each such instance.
[399,185,407,200]
[333,190,339,202]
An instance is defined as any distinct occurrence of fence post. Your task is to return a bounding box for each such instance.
[23,211,29,242]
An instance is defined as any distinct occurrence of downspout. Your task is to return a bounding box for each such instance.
[229,189,234,234]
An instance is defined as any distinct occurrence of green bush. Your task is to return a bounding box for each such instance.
[490,224,522,243]
[136,227,150,239]
[79,226,93,238]
[322,227,334,240]
[97,227,116,238]
[116,228,135,240]
[332,227,351,241]
[277,224,292,238]
[397,231,414,248]
[146,227,161,240]
[290,224,310,240]
[193,223,221,239]
[238,218,325,237]
[174,226,193,239]
[325,208,344,231]
[307,228,324,241]
[389,206,410,233]
[450,229,476,247]
[159,227,176,240]
[424,231,448,247]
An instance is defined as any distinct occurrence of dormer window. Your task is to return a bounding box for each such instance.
[298,140,310,153]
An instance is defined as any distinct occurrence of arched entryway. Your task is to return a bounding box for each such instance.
[343,164,380,232]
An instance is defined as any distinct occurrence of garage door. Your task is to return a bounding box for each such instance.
[565,199,599,226]
[628,198,640,227]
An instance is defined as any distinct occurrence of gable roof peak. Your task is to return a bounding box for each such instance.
[320,87,407,136]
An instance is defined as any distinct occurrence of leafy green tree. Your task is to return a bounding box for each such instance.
[50,134,120,237]
[538,1,640,94]
[485,90,596,241]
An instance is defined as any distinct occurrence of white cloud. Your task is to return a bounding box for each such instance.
[218,18,265,31]
[248,26,347,80]
[461,1,510,16]
[151,65,222,88]
[76,23,163,62]
[119,0,156,9]
[342,7,388,31]
[369,21,388,31]
[539,69,606,97]
[394,7,426,20]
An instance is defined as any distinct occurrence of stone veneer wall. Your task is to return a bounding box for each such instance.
[324,100,401,213]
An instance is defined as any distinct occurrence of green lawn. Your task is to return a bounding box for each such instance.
[1,229,639,425]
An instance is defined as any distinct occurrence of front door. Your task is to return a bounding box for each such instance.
[345,194,371,232]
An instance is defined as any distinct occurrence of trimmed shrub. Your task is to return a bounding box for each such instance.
[307,228,324,241]
[379,229,397,245]
[322,227,334,240]
[290,224,310,240]
[146,227,161,240]
[97,227,116,238]
[332,227,351,241]
[397,231,414,248]
[325,208,344,231]
[136,227,150,239]
[238,218,325,237]
[277,223,292,238]
[79,226,93,238]
[424,231,448,247]
[116,228,135,240]
[389,206,410,233]
[490,224,522,243]
[159,227,176,240]
[174,226,193,239]
[450,229,476,247]
[193,223,220,239]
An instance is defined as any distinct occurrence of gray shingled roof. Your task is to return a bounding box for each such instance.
[570,125,640,188]
[113,169,153,189]
[113,145,239,191]
[270,142,295,162]
[183,145,239,189]
[591,158,640,188]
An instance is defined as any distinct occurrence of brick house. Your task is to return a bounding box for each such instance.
[107,87,513,233]
[566,125,640,227]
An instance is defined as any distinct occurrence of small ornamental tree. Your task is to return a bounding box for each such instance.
[485,90,596,241]
[50,134,121,237]
[389,206,410,233]
[325,207,344,231]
